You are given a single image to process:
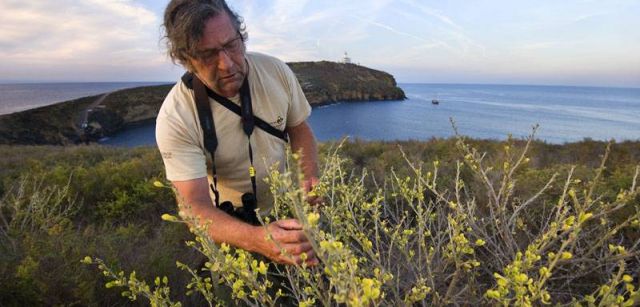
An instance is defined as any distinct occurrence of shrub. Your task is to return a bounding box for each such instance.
[87,135,640,306]
[0,146,197,306]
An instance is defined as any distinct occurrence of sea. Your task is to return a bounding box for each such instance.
[1,83,639,146]
[0,82,170,115]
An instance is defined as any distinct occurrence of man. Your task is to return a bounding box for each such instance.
[157,0,319,266]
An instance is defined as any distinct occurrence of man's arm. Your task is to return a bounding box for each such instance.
[172,177,318,265]
[286,120,319,195]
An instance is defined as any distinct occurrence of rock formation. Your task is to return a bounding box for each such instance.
[288,61,405,105]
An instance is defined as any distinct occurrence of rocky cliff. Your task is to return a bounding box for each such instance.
[288,61,405,105]
[0,62,405,145]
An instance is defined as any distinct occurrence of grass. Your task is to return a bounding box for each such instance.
[0,137,639,306]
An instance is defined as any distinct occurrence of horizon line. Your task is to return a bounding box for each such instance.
[1,80,638,90]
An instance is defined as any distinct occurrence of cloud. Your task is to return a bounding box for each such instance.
[0,0,169,81]
[572,12,609,23]
[1,0,637,86]
[399,0,463,32]
[393,0,485,58]
[237,0,399,62]
[354,16,430,44]
[515,41,564,51]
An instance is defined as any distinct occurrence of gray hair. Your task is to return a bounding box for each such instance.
[162,0,247,71]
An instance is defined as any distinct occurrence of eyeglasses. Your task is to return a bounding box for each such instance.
[193,35,244,64]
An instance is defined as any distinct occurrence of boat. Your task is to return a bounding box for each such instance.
[431,99,439,105]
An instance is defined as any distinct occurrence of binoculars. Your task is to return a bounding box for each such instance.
[218,193,259,225]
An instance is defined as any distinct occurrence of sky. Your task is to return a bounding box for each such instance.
[1,0,639,87]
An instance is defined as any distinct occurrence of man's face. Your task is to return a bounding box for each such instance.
[189,13,247,97]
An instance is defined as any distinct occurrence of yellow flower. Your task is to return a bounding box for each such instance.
[578,212,593,223]
[486,289,501,299]
[623,275,633,283]
[232,279,245,294]
[257,261,268,275]
[220,243,231,253]
[475,239,486,246]
[514,273,529,284]
[403,229,414,236]
[560,252,572,260]
[299,298,316,307]
[362,238,373,251]
[563,216,575,230]
[626,284,635,293]
[609,244,626,254]
[153,180,165,188]
[539,267,551,278]
[494,273,508,287]
[161,214,179,222]
[448,201,457,209]
[306,212,320,227]
[361,278,381,301]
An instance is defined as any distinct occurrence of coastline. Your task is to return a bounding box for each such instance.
[0,62,406,146]
[2,74,639,147]
[0,82,171,116]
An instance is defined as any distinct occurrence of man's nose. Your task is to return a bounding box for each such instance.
[216,50,234,71]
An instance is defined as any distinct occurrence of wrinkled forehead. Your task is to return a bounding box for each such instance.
[197,12,238,49]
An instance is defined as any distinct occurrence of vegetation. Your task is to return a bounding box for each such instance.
[1,137,639,306]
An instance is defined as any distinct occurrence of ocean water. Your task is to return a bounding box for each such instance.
[103,83,640,147]
[2,83,638,146]
[306,84,640,144]
[0,82,170,115]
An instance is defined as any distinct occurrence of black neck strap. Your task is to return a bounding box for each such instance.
[183,73,288,142]
[189,73,279,207]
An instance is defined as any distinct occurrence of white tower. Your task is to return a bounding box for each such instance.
[342,51,352,64]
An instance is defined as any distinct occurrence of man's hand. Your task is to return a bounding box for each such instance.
[254,219,319,266]
[172,179,320,267]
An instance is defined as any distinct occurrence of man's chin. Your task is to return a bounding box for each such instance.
[216,79,243,97]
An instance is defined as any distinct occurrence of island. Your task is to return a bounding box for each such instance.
[0,62,405,145]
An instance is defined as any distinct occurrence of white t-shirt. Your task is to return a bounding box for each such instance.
[156,52,311,213]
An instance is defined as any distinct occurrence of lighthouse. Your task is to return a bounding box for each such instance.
[342,51,352,64]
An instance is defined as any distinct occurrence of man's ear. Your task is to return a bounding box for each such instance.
[184,57,197,73]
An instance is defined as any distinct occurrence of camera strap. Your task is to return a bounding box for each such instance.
[183,73,288,143]
[192,76,221,207]
[187,72,286,208]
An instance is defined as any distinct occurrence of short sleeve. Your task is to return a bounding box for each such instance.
[282,63,312,127]
[156,102,208,182]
